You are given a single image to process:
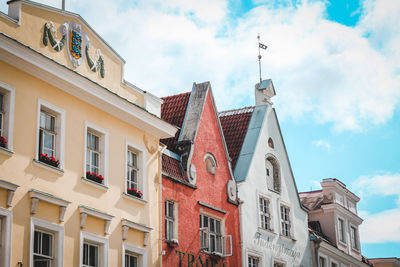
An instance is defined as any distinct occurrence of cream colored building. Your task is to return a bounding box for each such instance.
[0,1,176,266]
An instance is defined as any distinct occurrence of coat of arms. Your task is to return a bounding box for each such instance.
[64,21,88,68]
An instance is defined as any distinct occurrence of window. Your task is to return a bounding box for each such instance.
[280,206,291,237]
[30,218,64,267]
[0,82,15,151]
[335,193,344,206]
[125,143,145,199]
[0,208,12,267]
[83,242,98,267]
[331,262,338,267]
[274,262,284,267]
[204,153,217,174]
[125,252,138,267]
[350,225,359,250]
[319,256,326,267]
[268,137,274,148]
[200,214,222,254]
[36,100,65,169]
[266,155,280,193]
[165,200,174,241]
[338,218,345,243]
[259,196,272,231]
[33,230,54,266]
[122,243,147,267]
[80,231,108,267]
[348,201,357,214]
[84,123,108,186]
[248,256,259,267]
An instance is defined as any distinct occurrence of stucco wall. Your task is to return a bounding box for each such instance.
[0,60,161,266]
[238,105,312,267]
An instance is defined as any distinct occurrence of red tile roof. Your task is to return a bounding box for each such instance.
[219,106,254,169]
[162,154,185,181]
[160,92,191,153]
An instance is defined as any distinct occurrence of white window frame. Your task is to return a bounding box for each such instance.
[199,213,232,257]
[330,258,339,267]
[165,199,179,243]
[258,194,272,231]
[318,253,328,267]
[122,242,148,267]
[84,122,108,186]
[0,82,15,151]
[125,141,146,199]
[279,204,292,238]
[80,231,108,267]
[30,217,64,267]
[0,207,12,267]
[273,259,286,267]
[349,223,359,251]
[247,250,263,267]
[35,99,65,169]
[337,215,346,244]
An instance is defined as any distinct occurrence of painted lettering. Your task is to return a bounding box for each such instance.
[196,255,204,267]
[175,250,186,267]
[187,253,195,267]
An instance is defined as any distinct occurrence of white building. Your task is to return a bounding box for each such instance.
[220,80,312,267]
[300,178,373,267]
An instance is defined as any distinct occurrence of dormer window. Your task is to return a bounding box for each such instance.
[265,155,280,193]
[204,153,217,174]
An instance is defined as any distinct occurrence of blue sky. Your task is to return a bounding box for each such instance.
[2,0,399,259]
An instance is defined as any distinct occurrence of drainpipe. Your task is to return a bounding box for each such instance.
[310,234,322,267]
[158,143,167,267]
[238,198,245,267]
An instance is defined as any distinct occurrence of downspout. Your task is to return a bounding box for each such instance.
[238,198,245,267]
[158,143,167,267]
[310,234,322,267]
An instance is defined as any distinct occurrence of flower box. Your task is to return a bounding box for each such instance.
[127,188,143,198]
[0,136,7,148]
[86,172,104,184]
[39,153,60,168]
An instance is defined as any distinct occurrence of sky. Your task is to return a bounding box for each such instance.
[1,0,399,259]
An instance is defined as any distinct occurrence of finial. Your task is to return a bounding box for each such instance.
[257,34,268,83]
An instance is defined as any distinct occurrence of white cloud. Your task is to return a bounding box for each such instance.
[352,174,400,243]
[3,0,399,131]
[312,139,331,150]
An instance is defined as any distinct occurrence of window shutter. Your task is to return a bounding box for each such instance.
[200,227,209,250]
[223,235,232,257]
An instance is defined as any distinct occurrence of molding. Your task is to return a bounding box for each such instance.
[80,177,109,191]
[122,192,148,204]
[0,33,177,139]
[0,207,12,267]
[29,189,70,222]
[121,219,152,246]
[319,240,371,267]
[0,146,13,156]
[0,179,19,207]
[79,205,114,234]
[198,201,227,214]
[80,231,108,267]
[125,140,146,200]
[322,203,363,225]
[163,149,180,160]
[122,242,148,267]
[30,217,64,267]
[33,159,64,175]
[0,80,15,151]
[162,172,197,189]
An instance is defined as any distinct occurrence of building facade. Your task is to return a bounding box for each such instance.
[0,1,176,266]
[369,258,400,267]
[220,80,312,267]
[160,82,242,266]
[300,178,372,267]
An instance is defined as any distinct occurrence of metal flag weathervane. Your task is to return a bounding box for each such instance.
[257,34,268,83]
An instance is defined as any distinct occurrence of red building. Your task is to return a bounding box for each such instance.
[160,82,241,267]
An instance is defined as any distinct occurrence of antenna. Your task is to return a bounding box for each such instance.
[257,34,268,83]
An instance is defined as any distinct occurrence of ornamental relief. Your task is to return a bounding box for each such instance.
[42,20,105,78]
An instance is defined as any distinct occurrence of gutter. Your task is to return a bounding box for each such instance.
[158,143,167,267]
[239,198,245,267]
[310,234,322,267]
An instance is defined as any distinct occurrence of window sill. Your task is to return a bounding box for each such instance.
[33,159,64,175]
[338,240,347,247]
[81,177,108,191]
[279,234,296,242]
[351,247,360,253]
[0,146,13,156]
[122,192,147,204]
[201,250,226,259]
[268,188,281,194]
[258,227,276,235]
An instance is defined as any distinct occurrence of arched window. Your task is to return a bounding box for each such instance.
[265,154,280,193]
[204,153,217,174]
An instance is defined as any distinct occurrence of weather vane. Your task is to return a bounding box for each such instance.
[257,34,268,83]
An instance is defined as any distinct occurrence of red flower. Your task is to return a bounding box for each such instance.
[0,136,7,143]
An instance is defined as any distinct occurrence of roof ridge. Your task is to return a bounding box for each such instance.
[161,91,191,101]
[219,106,255,117]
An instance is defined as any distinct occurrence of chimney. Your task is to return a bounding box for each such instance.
[255,79,275,105]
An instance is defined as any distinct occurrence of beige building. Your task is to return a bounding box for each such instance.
[369,258,400,267]
[299,178,372,267]
[0,1,176,266]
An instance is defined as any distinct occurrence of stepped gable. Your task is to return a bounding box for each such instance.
[160,91,191,154]
[219,106,254,168]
